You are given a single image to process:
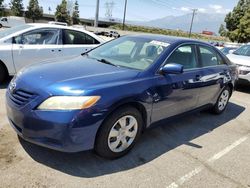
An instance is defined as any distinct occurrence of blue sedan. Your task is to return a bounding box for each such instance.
[6,35,238,158]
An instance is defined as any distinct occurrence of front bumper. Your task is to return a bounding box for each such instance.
[6,91,104,152]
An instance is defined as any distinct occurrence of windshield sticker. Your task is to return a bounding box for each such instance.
[150,40,170,47]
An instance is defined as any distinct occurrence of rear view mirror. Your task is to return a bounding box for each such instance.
[160,63,184,75]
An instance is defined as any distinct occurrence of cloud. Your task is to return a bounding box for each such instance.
[209,4,230,13]
[209,4,223,10]
[198,8,206,13]
[172,7,207,13]
[180,7,190,11]
[172,5,232,14]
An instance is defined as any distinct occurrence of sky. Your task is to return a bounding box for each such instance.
[3,0,239,21]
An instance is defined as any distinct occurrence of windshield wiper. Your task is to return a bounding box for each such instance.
[81,52,89,56]
[97,58,118,67]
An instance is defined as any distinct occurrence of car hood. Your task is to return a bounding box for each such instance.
[15,56,140,95]
[227,54,250,66]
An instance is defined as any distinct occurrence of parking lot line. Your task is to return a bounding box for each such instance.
[166,135,249,188]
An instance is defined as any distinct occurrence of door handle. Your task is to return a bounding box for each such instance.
[51,49,55,52]
[195,75,202,81]
[58,49,62,52]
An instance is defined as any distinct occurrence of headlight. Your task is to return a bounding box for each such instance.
[37,96,100,110]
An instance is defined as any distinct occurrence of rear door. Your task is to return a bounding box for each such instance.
[12,28,62,72]
[196,44,229,106]
[62,29,100,58]
[151,44,203,122]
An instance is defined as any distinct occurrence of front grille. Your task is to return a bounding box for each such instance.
[9,89,36,107]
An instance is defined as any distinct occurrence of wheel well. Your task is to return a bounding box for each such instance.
[227,83,234,96]
[94,102,148,148]
[0,60,9,75]
[100,102,148,131]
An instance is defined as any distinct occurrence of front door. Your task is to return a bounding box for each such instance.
[12,28,62,72]
[151,44,203,122]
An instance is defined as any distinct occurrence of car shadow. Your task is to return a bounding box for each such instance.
[0,77,12,89]
[19,102,245,178]
[235,83,250,94]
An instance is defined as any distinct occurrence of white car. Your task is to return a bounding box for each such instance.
[0,16,26,28]
[227,44,250,83]
[0,23,105,83]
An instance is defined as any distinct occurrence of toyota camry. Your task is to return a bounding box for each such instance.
[6,35,238,158]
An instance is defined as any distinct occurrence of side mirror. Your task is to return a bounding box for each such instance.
[228,49,235,54]
[160,63,184,75]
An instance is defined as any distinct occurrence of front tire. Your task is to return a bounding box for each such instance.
[95,106,143,159]
[212,86,231,114]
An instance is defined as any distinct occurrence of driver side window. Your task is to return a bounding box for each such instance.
[14,29,60,45]
[166,45,198,69]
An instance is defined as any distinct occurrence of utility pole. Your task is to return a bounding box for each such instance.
[94,0,100,27]
[122,0,127,30]
[188,9,198,38]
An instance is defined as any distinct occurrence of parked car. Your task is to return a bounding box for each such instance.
[227,44,250,84]
[6,35,237,159]
[94,30,109,36]
[0,16,25,28]
[220,46,238,55]
[109,30,120,38]
[0,23,105,83]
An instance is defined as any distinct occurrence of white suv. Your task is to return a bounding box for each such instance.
[0,23,105,83]
[227,45,250,83]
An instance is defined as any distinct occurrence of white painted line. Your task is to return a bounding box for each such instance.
[208,136,248,163]
[166,136,248,188]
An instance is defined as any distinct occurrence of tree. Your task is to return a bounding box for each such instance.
[218,24,227,37]
[225,0,250,42]
[9,0,24,16]
[26,0,43,23]
[0,0,4,16]
[238,8,250,43]
[72,0,80,25]
[55,0,71,24]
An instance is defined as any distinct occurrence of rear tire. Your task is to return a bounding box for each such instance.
[0,24,2,28]
[212,86,231,114]
[95,106,143,159]
[0,63,8,84]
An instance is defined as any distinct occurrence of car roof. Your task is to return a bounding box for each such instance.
[27,23,88,33]
[27,23,105,43]
[128,34,209,45]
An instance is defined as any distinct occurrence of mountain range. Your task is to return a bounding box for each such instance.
[127,13,226,34]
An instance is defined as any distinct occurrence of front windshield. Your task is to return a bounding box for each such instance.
[0,24,33,39]
[233,45,250,57]
[88,36,169,71]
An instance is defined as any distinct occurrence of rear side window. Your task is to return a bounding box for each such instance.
[198,45,225,67]
[63,29,100,45]
[166,45,198,69]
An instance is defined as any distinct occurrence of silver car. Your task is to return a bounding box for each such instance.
[227,44,250,83]
[0,23,105,83]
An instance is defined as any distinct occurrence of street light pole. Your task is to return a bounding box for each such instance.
[122,0,127,30]
[188,9,198,38]
[94,0,100,27]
